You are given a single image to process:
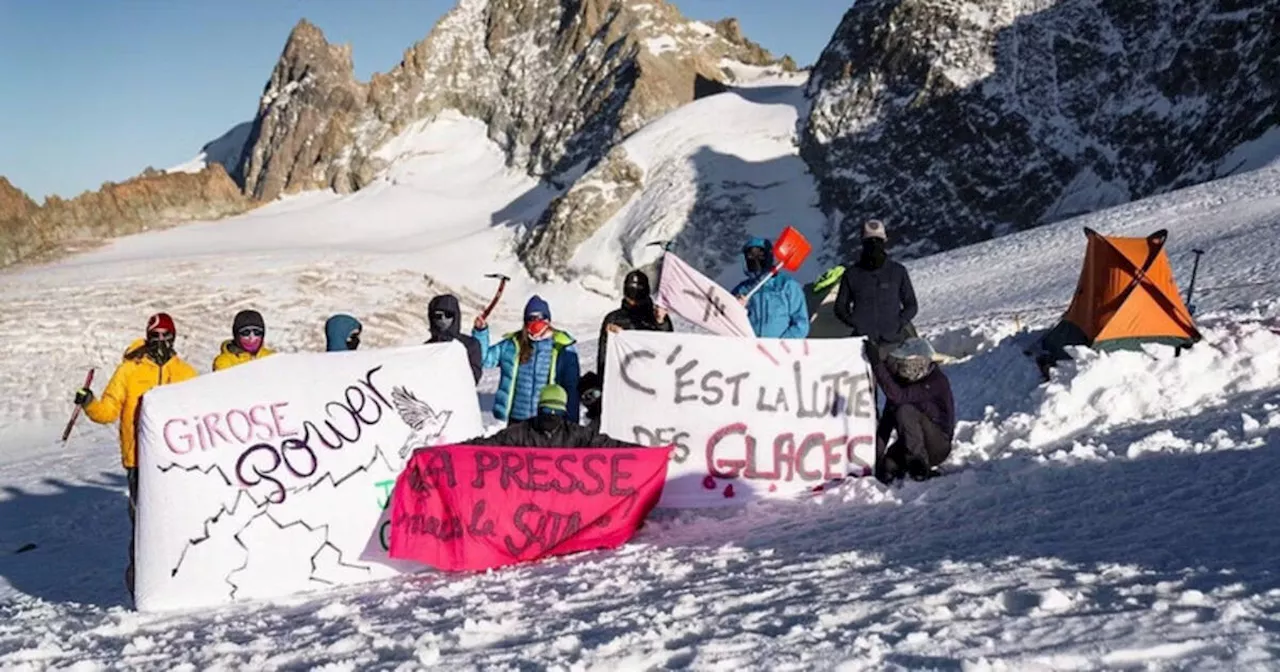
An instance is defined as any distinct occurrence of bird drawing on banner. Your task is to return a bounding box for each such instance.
[391,386,452,459]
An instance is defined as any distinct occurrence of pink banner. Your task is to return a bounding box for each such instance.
[388,444,673,571]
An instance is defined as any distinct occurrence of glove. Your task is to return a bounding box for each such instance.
[863,339,880,364]
[74,387,94,407]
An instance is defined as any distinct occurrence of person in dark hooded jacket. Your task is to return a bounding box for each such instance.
[463,385,637,448]
[866,338,954,483]
[596,269,673,376]
[426,294,483,384]
[835,219,918,360]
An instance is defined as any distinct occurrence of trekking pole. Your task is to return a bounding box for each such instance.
[61,368,95,442]
[1184,248,1205,316]
[1174,249,1205,359]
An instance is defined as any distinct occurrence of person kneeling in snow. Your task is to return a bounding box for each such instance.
[866,337,955,482]
[213,309,274,371]
[463,385,635,449]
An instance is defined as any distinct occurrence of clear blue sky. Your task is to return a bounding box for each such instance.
[0,0,851,202]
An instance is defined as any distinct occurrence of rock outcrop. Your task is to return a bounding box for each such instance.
[0,165,252,268]
[239,0,782,202]
[800,0,1280,261]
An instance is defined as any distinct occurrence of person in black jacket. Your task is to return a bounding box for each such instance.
[865,338,955,483]
[596,270,673,376]
[834,219,919,360]
[426,294,483,384]
[464,385,637,448]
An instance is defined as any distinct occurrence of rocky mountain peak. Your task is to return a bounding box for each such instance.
[800,0,1280,262]
[240,19,369,200]
[237,0,783,202]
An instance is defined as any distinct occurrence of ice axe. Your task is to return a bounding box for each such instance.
[61,368,95,442]
[480,273,511,321]
[740,226,813,302]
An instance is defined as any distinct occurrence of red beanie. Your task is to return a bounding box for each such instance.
[146,312,176,336]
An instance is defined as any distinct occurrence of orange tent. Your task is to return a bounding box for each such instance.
[1040,227,1201,359]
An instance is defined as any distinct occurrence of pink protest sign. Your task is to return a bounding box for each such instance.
[387,444,673,571]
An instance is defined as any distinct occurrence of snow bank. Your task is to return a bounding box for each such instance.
[951,318,1280,468]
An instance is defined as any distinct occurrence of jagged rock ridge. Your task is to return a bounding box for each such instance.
[239,0,784,201]
[0,166,251,268]
[800,0,1280,261]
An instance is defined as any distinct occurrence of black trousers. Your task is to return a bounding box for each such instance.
[875,404,952,482]
[126,467,138,598]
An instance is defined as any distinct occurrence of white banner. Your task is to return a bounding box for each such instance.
[602,331,877,507]
[656,252,755,337]
[134,342,484,612]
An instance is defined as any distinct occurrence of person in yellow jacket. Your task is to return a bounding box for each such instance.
[212,309,275,371]
[74,312,198,598]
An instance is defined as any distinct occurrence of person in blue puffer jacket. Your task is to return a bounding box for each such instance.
[731,236,810,339]
[472,295,581,424]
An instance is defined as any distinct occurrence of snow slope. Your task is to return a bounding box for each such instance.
[3,79,1280,668]
[559,70,828,293]
[166,121,254,176]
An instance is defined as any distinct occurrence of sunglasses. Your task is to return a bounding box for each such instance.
[237,327,264,338]
[525,312,546,322]
[430,310,455,321]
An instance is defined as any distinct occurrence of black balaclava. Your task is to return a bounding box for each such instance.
[858,238,888,270]
[622,270,652,308]
[147,332,175,365]
[744,246,770,274]
[427,294,462,341]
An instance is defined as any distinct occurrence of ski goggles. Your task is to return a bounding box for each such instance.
[147,330,175,344]
[236,326,264,338]
[524,312,547,323]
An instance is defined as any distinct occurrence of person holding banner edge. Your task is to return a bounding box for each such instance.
[732,236,810,339]
[473,295,581,424]
[71,312,199,599]
[583,270,673,430]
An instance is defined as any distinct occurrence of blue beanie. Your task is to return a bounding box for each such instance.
[524,295,551,321]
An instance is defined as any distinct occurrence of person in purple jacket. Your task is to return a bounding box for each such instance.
[865,337,955,483]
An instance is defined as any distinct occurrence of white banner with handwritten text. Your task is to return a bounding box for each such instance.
[602,331,876,507]
[133,343,484,612]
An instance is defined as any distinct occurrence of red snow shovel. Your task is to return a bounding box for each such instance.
[741,226,812,302]
[61,368,95,443]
